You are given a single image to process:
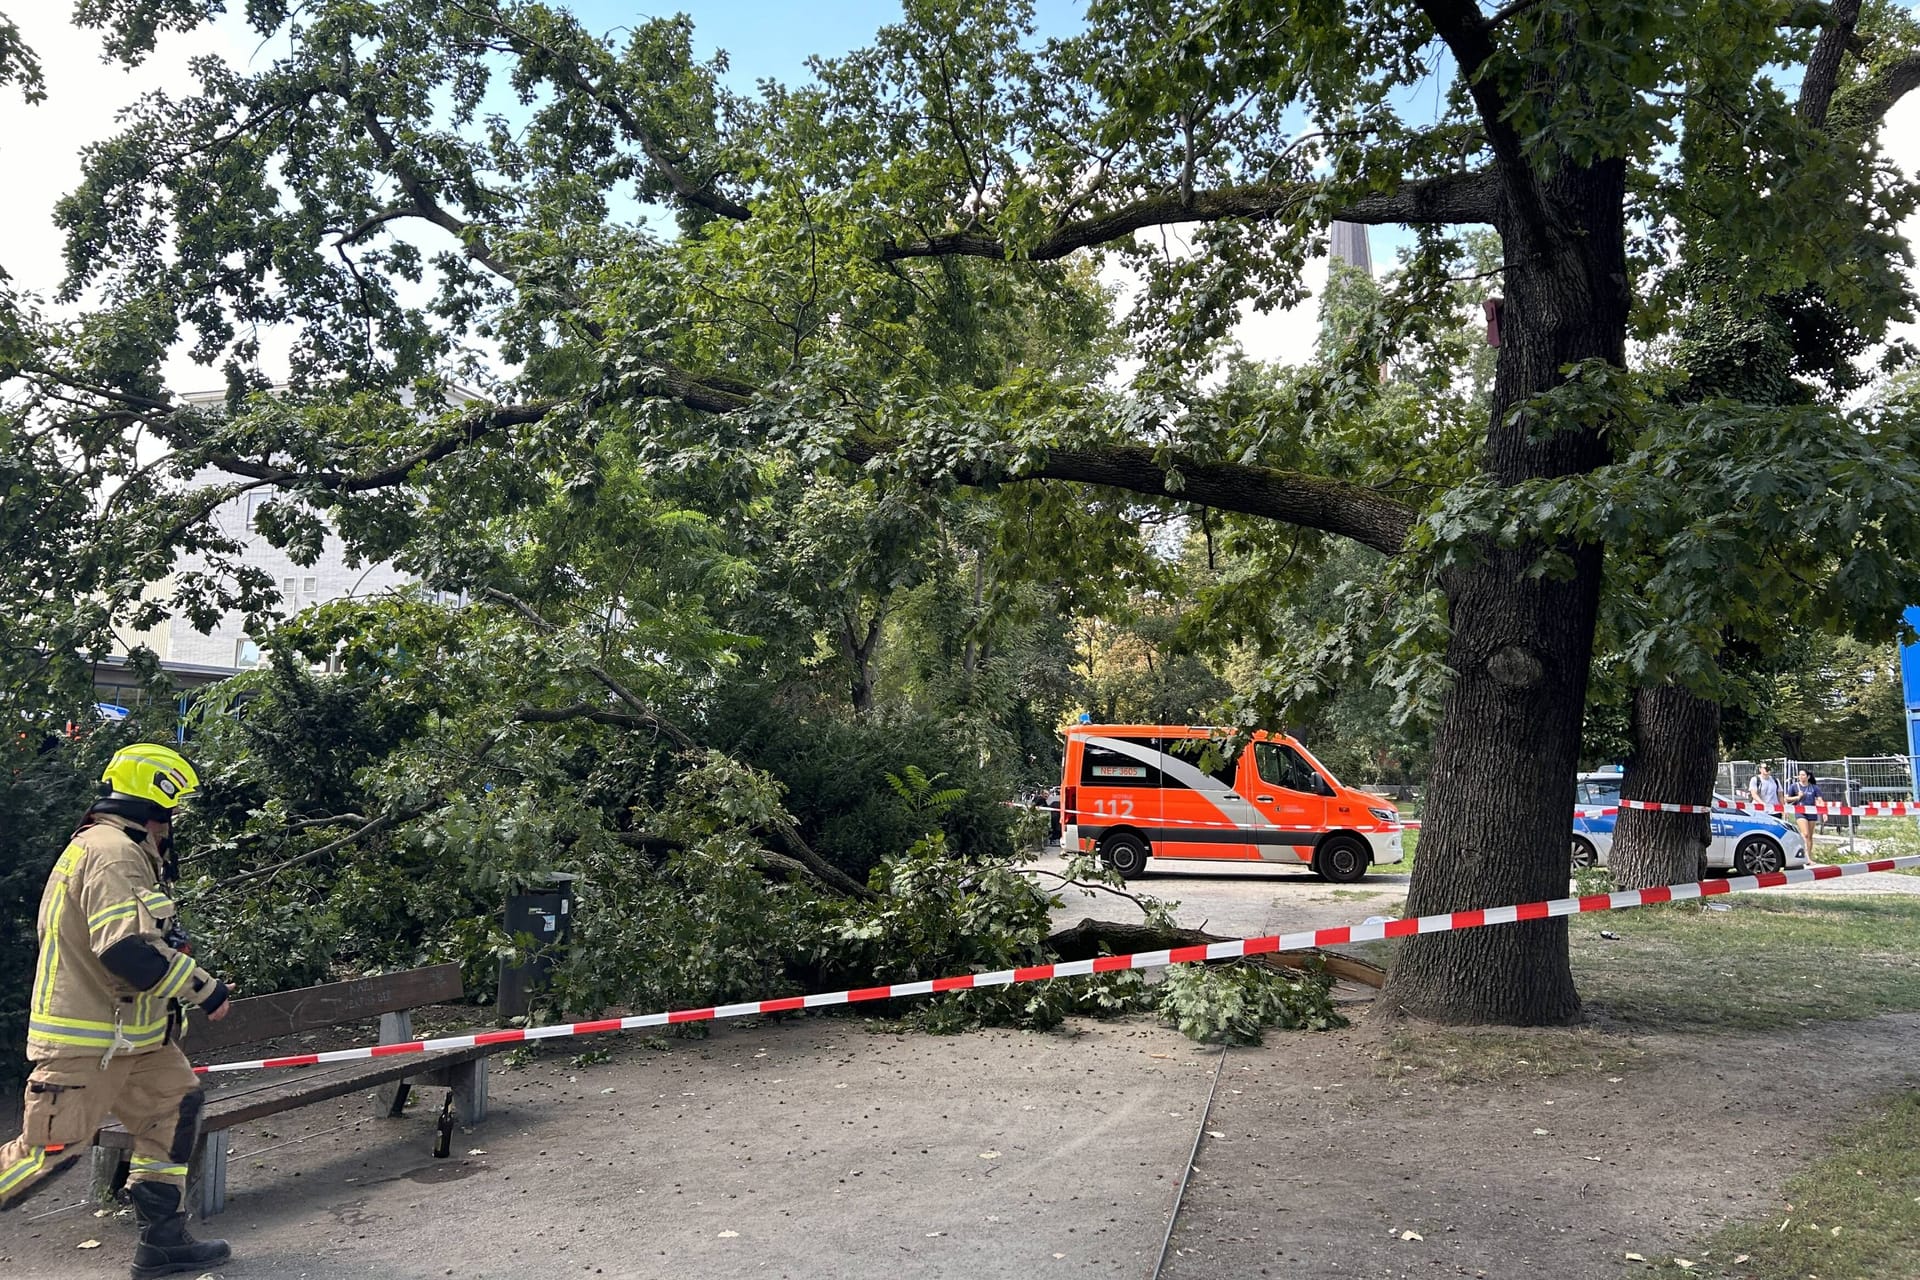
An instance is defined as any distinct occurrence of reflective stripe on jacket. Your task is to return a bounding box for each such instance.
[26,816,220,1061]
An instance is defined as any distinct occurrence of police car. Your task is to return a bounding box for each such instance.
[1571,772,1807,875]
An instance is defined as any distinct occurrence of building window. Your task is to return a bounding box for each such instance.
[244,488,277,524]
[279,576,320,610]
[234,639,261,670]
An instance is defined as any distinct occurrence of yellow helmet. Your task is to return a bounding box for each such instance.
[101,743,200,810]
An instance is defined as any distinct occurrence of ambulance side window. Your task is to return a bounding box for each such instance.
[1080,740,1157,787]
[1165,737,1239,788]
[1208,746,1241,789]
[1255,742,1323,794]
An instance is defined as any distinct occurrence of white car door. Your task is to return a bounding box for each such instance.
[1574,778,1618,862]
[1707,795,1736,867]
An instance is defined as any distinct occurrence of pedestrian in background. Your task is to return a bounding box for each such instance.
[1787,767,1823,859]
[1749,763,1782,812]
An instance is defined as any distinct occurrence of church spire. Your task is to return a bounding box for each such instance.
[1330,222,1372,277]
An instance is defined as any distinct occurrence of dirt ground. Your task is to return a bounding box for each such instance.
[1161,1016,1920,1279]
[6,1010,1920,1280]
[9,862,1920,1278]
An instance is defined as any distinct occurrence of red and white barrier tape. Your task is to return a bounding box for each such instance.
[1602,799,1920,817]
[194,853,1920,1075]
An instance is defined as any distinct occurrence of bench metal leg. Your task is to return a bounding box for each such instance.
[374,1011,415,1118]
[188,1136,227,1220]
[90,1146,127,1204]
[451,1058,488,1126]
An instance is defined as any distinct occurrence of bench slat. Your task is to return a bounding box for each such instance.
[182,963,465,1055]
[96,1043,495,1145]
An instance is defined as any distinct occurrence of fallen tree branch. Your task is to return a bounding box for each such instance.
[1044,917,1387,989]
[1021,865,1163,916]
[227,803,440,885]
[615,829,842,890]
[490,588,874,900]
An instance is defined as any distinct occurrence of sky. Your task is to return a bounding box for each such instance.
[1,2,1916,394]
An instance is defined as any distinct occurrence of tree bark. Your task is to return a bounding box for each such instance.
[843,611,882,714]
[1377,156,1628,1026]
[1608,682,1720,888]
[960,553,986,683]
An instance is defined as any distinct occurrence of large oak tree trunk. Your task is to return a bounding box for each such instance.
[1378,160,1626,1025]
[1609,682,1720,888]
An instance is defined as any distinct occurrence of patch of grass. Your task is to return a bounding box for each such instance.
[1656,1092,1920,1279]
[1370,1026,1646,1085]
[1816,818,1920,875]
[1572,895,1920,1031]
[1326,888,1386,901]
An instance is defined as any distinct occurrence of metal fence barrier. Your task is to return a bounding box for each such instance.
[1717,756,1920,856]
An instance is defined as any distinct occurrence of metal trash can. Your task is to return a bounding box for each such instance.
[497,872,577,1023]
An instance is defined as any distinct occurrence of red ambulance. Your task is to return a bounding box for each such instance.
[1059,724,1403,881]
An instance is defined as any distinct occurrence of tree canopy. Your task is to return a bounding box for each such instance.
[4,0,1920,1028]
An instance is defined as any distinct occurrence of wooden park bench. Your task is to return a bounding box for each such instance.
[91,963,495,1218]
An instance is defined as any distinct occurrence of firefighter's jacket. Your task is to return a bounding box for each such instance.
[27,814,227,1061]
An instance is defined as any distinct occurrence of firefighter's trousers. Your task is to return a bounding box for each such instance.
[0,1046,203,1206]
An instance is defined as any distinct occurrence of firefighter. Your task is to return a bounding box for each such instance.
[0,743,237,1279]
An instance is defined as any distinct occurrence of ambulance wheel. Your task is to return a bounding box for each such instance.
[1100,832,1150,880]
[1313,835,1369,884]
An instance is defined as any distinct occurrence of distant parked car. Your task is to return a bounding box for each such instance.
[1571,773,1807,876]
[1813,776,1863,835]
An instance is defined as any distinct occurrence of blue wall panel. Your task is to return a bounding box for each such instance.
[1904,606,1920,757]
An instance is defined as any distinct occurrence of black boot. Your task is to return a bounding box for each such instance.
[127,1181,231,1279]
